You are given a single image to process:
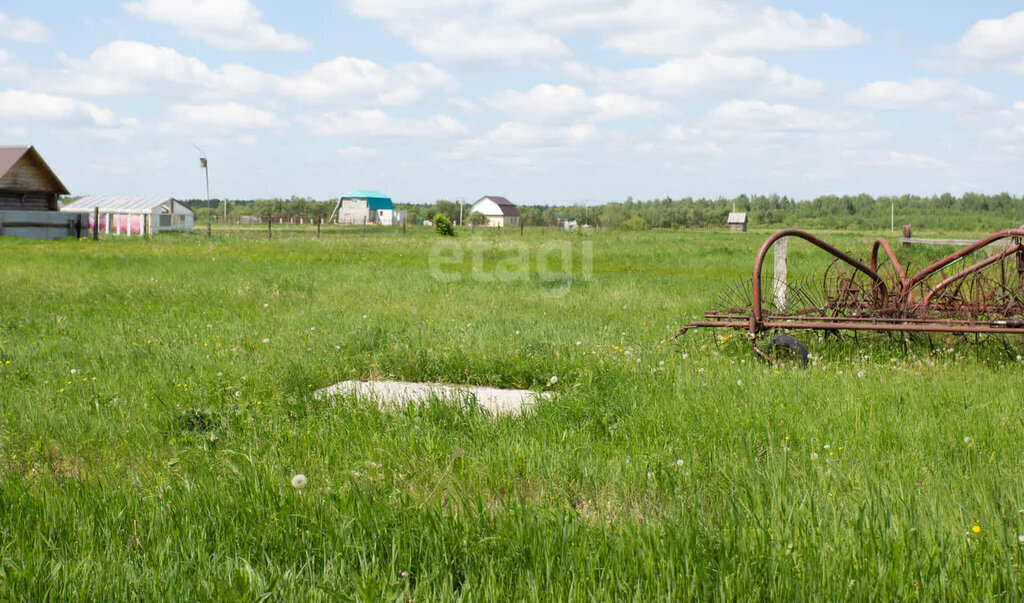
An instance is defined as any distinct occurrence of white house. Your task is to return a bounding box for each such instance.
[469,196,520,228]
[330,190,406,225]
[60,196,194,235]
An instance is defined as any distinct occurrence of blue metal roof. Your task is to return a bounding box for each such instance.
[341,189,393,210]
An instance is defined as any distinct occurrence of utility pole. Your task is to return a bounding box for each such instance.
[194,144,210,236]
[891,199,894,232]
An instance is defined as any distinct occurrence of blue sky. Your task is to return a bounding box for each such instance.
[3,1,1024,204]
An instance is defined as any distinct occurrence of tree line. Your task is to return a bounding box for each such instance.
[180,192,1024,232]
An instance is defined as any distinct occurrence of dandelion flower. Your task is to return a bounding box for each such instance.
[972,524,981,534]
[291,474,307,489]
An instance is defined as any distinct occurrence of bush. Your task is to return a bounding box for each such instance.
[434,213,455,236]
[621,216,649,231]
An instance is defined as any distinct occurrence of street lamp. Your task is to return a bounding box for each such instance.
[194,144,211,236]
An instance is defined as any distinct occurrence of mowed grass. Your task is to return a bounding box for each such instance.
[2,226,1024,599]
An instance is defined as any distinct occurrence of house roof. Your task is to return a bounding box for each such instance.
[340,189,393,210]
[0,145,70,195]
[476,195,520,217]
[727,212,747,224]
[60,196,190,214]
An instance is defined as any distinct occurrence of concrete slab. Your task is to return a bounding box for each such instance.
[313,380,549,416]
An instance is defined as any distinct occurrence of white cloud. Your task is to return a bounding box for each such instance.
[449,120,599,162]
[165,102,280,129]
[52,41,267,97]
[569,54,824,98]
[707,100,857,133]
[302,110,467,138]
[495,0,864,56]
[337,146,380,158]
[49,41,455,108]
[486,84,666,123]
[925,11,1024,75]
[345,1,863,64]
[0,48,28,80]
[886,151,946,168]
[0,13,50,42]
[848,79,998,113]
[0,89,120,126]
[124,0,311,51]
[953,10,1024,60]
[346,0,568,65]
[281,57,457,105]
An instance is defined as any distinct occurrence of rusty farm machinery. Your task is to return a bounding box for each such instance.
[676,228,1024,363]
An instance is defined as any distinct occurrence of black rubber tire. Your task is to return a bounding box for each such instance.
[766,333,809,365]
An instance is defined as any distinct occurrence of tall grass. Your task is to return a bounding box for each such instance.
[1,227,1023,598]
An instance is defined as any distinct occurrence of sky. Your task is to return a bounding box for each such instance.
[3,1,1024,205]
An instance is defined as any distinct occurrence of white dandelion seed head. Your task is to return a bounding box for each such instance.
[811,452,819,461]
[736,379,743,386]
[675,459,684,467]
[659,360,665,366]
[1018,535,1024,545]
[857,370,866,378]
[262,338,270,343]
[70,369,77,374]
[576,341,582,345]
[549,376,558,384]
[963,436,972,444]
[291,474,307,489]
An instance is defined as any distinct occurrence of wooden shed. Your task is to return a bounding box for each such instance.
[0,146,69,211]
[727,212,748,233]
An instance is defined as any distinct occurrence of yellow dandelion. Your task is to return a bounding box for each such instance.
[972,524,981,534]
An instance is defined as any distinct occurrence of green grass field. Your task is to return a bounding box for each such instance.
[2,226,1024,599]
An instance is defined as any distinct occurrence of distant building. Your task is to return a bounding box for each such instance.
[61,196,194,235]
[728,212,747,233]
[0,145,68,211]
[332,190,405,225]
[469,196,520,228]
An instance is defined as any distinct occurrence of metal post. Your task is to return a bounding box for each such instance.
[93,208,99,240]
[317,217,322,238]
[268,217,272,239]
[194,145,210,237]
[774,238,788,311]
